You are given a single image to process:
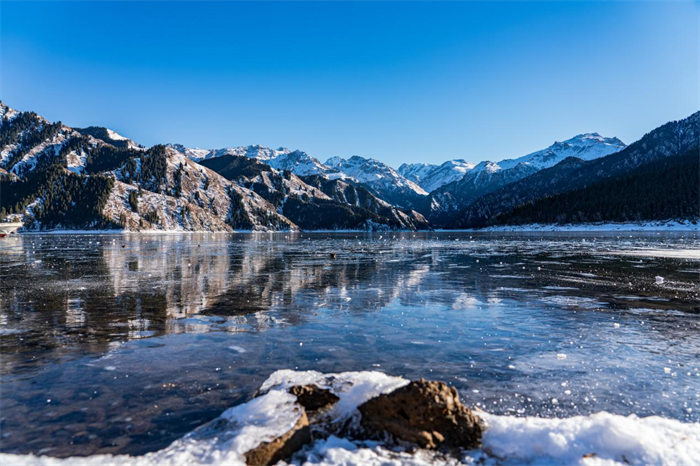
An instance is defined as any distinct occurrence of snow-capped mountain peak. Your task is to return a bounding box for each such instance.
[105,129,128,141]
[497,133,625,170]
[325,155,428,196]
[398,163,436,185]
[166,144,331,177]
[470,160,502,174]
[165,144,211,161]
[399,159,480,193]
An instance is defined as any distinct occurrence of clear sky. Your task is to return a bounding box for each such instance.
[1,1,698,168]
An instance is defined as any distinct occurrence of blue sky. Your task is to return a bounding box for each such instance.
[1,1,698,167]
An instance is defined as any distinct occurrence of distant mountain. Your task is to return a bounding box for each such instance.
[448,111,700,229]
[168,143,286,162]
[200,155,428,231]
[486,148,699,227]
[399,159,476,193]
[420,162,539,226]
[171,145,430,208]
[397,162,435,185]
[325,155,428,208]
[172,145,462,208]
[497,133,625,170]
[419,132,626,225]
[167,144,332,177]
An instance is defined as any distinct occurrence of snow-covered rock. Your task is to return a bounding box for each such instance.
[165,144,213,161]
[397,163,436,184]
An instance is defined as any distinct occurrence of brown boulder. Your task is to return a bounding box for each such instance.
[289,385,340,412]
[358,379,482,450]
[244,410,312,466]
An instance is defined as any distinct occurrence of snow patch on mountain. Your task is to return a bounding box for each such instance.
[66,147,90,174]
[0,102,19,126]
[74,126,146,151]
[106,129,127,141]
[8,126,75,176]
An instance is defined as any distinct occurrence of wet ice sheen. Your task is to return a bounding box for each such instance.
[1,231,699,463]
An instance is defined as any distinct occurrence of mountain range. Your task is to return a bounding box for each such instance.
[1,100,697,231]
[449,112,699,229]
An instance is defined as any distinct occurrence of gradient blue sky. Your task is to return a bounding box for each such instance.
[1,1,698,167]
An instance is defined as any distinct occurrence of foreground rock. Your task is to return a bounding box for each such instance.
[358,379,483,449]
[244,410,312,466]
[289,384,340,412]
[244,384,340,465]
[243,378,482,464]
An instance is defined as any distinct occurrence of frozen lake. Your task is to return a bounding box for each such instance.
[1,231,699,462]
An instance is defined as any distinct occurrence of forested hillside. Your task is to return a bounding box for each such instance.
[487,149,699,226]
[200,155,429,231]
[1,101,434,231]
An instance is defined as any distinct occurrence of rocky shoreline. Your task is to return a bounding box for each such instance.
[245,378,483,466]
[2,369,698,466]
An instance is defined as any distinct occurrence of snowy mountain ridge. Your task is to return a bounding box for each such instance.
[326,156,426,192]
[166,144,331,177]
[400,159,477,192]
[496,132,625,171]
[417,134,625,225]
[169,144,429,206]
[168,131,623,203]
